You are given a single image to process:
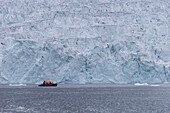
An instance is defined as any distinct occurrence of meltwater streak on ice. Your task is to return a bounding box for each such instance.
[0,0,170,84]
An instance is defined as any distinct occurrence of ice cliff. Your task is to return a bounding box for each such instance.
[0,0,170,84]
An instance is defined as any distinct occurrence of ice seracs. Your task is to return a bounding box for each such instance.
[0,0,169,84]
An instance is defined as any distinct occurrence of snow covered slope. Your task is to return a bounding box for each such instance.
[0,0,170,84]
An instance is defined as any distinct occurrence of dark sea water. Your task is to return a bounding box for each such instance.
[0,84,170,113]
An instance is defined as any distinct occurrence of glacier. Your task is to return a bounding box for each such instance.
[0,0,170,84]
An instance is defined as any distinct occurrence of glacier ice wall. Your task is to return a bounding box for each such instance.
[0,0,170,84]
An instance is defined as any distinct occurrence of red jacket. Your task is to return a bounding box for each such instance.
[43,81,45,84]
[46,82,49,84]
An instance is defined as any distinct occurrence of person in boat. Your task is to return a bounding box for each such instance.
[50,81,52,84]
[43,81,45,84]
[52,81,54,84]
[46,82,50,84]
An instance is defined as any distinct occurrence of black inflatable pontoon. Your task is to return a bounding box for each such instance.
[38,83,57,86]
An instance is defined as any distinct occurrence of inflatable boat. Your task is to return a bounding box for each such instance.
[38,83,57,86]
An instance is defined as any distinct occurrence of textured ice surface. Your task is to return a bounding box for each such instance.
[0,0,170,83]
